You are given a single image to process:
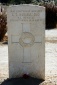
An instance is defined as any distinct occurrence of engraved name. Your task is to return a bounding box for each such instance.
[9,9,42,21]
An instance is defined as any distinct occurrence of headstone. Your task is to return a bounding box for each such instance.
[7,5,45,80]
[0,5,1,13]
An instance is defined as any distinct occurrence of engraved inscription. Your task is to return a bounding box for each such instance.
[9,9,42,22]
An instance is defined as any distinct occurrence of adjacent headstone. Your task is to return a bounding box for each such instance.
[7,5,45,80]
[0,5,1,13]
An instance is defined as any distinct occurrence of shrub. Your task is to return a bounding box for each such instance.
[45,5,57,29]
[0,13,7,41]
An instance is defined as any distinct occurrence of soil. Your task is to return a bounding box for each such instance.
[0,29,57,85]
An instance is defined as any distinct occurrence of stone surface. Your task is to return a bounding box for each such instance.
[7,5,45,79]
[0,5,1,13]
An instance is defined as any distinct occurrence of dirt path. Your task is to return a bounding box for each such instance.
[45,29,57,79]
[0,45,8,82]
[0,29,57,84]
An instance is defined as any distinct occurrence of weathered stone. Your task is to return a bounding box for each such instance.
[7,5,45,79]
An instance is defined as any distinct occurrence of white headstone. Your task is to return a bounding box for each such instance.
[7,5,45,80]
[0,5,1,13]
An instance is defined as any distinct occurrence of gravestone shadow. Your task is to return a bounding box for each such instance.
[1,77,44,85]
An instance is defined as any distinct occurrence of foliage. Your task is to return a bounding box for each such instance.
[55,0,57,5]
[32,0,38,5]
[0,0,57,5]
[0,14,7,41]
[0,0,33,4]
[45,5,57,29]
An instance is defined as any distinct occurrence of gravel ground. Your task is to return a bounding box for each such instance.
[0,29,57,85]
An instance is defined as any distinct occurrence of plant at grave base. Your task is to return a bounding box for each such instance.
[0,13,7,41]
[22,74,30,79]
